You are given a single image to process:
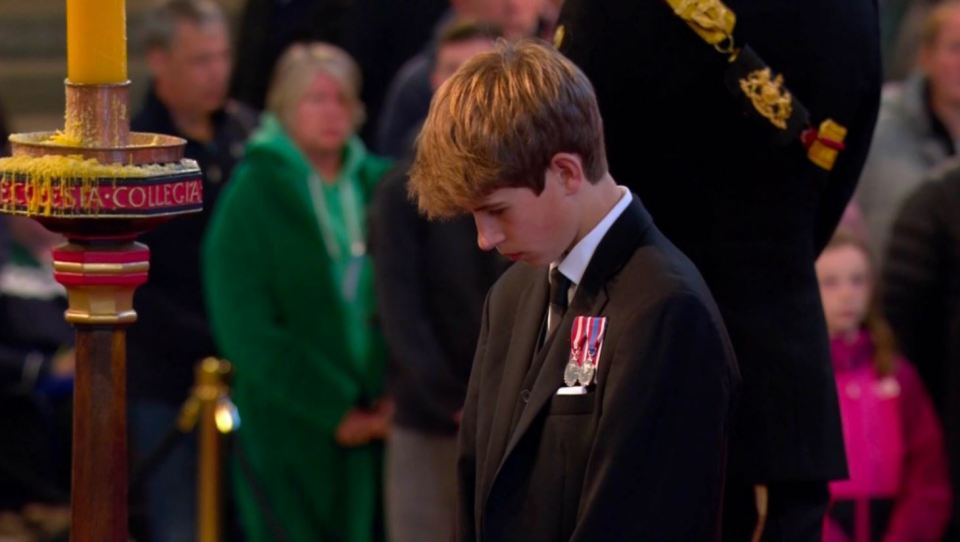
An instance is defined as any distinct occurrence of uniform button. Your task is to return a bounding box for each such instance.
[520,389,531,403]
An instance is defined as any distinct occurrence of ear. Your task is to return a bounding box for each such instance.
[146,47,168,78]
[548,152,587,195]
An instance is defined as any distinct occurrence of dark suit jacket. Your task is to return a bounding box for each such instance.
[557,0,882,483]
[371,158,507,434]
[458,198,740,541]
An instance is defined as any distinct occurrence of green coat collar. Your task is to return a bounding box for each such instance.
[248,114,369,186]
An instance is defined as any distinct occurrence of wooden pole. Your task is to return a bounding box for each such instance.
[52,240,150,542]
[71,328,128,542]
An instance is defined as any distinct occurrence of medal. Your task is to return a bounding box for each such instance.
[564,362,580,387]
[578,316,607,386]
[577,363,595,386]
[564,317,588,386]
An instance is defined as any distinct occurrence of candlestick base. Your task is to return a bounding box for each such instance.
[64,81,131,148]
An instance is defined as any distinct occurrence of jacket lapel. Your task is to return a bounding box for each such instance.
[479,268,548,499]
[488,197,652,488]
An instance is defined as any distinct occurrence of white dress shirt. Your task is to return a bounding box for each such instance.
[546,186,631,331]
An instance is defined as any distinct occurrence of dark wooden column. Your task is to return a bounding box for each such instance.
[71,328,128,542]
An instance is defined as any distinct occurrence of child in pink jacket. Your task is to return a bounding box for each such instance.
[816,229,952,542]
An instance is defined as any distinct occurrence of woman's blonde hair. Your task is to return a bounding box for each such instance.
[266,42,365,132]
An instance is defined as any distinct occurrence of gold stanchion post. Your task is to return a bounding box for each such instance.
[193,358,237,542]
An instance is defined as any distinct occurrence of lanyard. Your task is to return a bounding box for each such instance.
[307,172,366,302]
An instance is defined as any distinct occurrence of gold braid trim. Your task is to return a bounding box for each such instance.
[666,0,739,58]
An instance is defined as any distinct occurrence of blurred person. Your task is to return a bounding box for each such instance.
[379,19,501,156]
[344,0,451,145]
[204,42,392,542]
[371,19,505,542]
[816,229,951,542]
[858,0,960,254]
[0,217,72,516]
[230,0,452,147]
[231,0,357,111]
[411,39,738,541]
[127,1,258,540]
[555,0,882,538]
[883,162,960,540]
[883,0,940,82]
[375,0,547,158]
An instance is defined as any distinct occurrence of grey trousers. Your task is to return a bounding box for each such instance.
[386,426,459,542]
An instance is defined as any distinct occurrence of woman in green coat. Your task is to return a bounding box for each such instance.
[203,42,392,542]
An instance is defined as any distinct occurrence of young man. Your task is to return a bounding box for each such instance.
[409,40,740,541]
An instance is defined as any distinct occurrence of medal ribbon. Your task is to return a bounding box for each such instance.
[570,316,589,367]
[585,317,607,369]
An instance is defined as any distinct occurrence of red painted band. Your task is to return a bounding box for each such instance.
[53,249,150,265]
[54,272,149,287]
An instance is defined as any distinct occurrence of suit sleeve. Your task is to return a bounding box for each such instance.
[571,291,737,541]
[456,293,490,542]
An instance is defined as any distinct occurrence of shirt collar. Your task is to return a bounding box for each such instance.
[553,186,631,287]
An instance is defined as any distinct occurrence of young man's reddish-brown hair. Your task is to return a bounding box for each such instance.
[409,39,608,218]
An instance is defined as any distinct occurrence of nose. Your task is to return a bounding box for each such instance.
[474,213,504,252]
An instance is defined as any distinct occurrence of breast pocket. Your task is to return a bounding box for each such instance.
[548,389,597,416]
[543,388,597,538]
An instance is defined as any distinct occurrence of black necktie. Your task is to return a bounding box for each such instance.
[547,267,572,340]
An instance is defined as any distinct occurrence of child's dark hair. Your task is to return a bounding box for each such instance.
[824,228,898,376]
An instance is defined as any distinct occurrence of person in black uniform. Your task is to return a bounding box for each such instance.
[555,0,882,539]
[410,39,740,541]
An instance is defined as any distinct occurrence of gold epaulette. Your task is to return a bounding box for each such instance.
[665,0,846,171]
[665,0,738,58]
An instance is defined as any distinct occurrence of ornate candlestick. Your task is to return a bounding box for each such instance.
[0,76,202,542]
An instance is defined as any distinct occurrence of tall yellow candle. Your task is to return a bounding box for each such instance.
[66,0,127,84]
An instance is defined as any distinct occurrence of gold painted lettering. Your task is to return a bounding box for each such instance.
[129,186,146,208]
[147,184,163,208]
[63,184,76,208]
[173,182,186,204]
[86,186,104,210]
[186,181,202,204]
[113,186,127,208]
